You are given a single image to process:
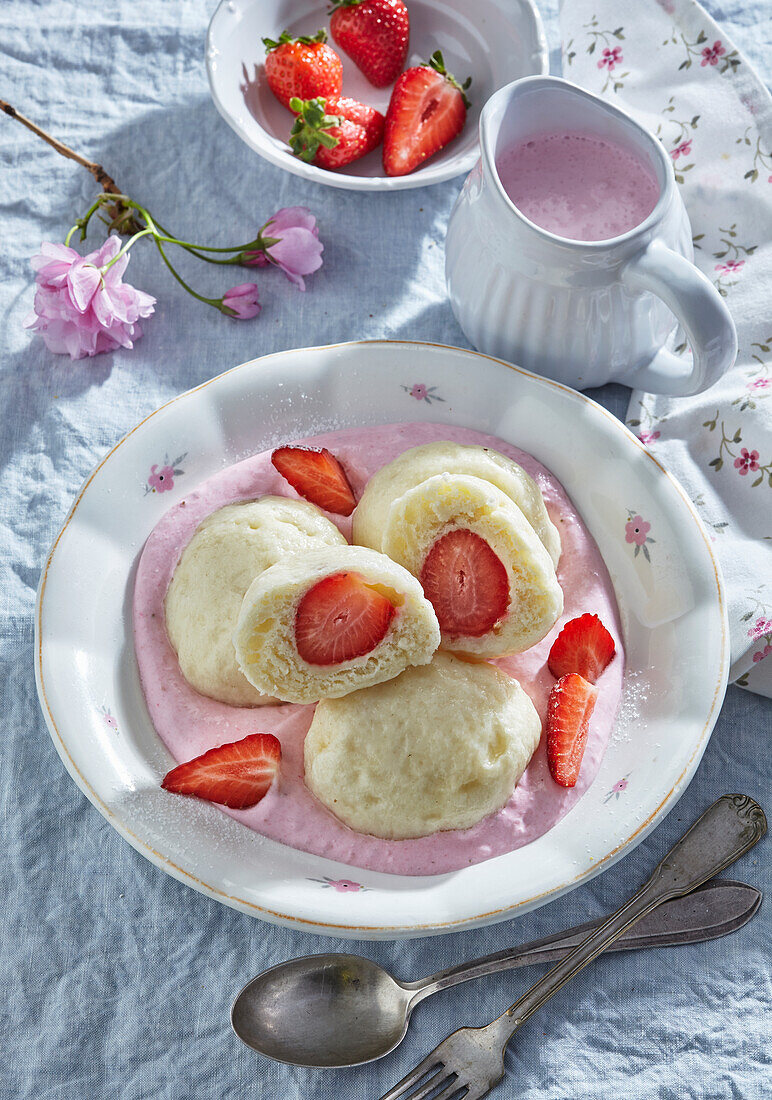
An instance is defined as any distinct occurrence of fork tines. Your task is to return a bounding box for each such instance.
[379,1056,466,1100]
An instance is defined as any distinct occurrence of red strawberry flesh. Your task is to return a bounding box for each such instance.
[272,445,356,515]
[295,572,395,665]
[419,528,509,637]
[548,613,616,683]
[383,54,469,177]
[546,673,598,788]
[161,733,281,809]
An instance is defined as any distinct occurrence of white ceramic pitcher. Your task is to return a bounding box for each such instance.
[445,76,737,396]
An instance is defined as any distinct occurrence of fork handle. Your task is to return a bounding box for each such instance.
[494,795,765,1041]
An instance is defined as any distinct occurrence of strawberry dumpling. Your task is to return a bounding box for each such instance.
[381,474,563,657]
[232,544,440,704]
[352,440,561,567]
[304,652,541,839]
[165,497,346,706]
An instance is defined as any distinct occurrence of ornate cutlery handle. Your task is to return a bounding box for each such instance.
[495,795,765,1039]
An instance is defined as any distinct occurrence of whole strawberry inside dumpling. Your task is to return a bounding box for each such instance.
[165,497,346,706]
[382,474,563,657]
[352,440,561,566]
[233,544,440,704]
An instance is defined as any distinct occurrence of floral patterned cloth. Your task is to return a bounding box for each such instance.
[562,0,772,697]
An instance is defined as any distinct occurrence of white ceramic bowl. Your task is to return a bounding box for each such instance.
[205,0,548,190]
[35,341,728,939]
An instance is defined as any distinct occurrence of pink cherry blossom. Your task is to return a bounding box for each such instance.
[410,384,428,400]
[715,259,745,276]
[625,516,650,546]
[148,464,176,492]
[597,46,623,71]
[25,236,155,359]
[748,617,772,640]
[734,448,759,475]
[701,41,725,66]
[613,777,628,793]
[245,206,324,290]
[752,643,772,663]
[670,140,692,160]
[222,283,261,319]
[638,429,660,445]
[747,377,770,392]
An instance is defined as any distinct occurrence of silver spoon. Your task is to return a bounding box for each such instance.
[231,877,761,1067]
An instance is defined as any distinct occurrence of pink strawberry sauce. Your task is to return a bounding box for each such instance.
[133,422,625,876]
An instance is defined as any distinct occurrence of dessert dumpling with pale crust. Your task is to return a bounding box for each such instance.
[304,652,541,839]
[233,544,440,705]
[382,473,563,657]
[165,497,346,706]
[352,440,561,567]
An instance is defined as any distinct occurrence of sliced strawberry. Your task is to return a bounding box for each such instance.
[547,613,616,683]
[161,733,281,809]
[546,673,598,788]
[288,95,384,169]
[263,30,343,111]
[419,529,509,637]
[295,572,395,665]
[383,51,471,177]
[272,445,357,515]
[330,0,410,89]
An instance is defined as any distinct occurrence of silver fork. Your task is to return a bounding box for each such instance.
[379,794,766,1100]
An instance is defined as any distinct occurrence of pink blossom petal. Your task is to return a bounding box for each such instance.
[265,206,318,235]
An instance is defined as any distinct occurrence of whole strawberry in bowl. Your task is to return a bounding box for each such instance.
[262,29,343,110]
[329,0,410,89]
[288,96,385,170]
[207,0,548,189]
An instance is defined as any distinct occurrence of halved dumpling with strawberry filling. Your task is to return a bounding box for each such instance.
[233,544,440,704]
[352,440,561,567]
[382,474,563,657]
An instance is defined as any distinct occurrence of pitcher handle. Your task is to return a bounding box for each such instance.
[621,239,737,396]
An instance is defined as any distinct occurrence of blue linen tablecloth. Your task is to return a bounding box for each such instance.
[1,1,770,1096]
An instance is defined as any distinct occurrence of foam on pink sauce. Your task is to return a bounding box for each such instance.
[133,423,625,875]
[497,131,660,241]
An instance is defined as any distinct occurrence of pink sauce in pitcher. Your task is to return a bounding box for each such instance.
[497,131,660,241]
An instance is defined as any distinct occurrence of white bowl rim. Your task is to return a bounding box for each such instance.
[34,340,729,937]
[204,0,549,192]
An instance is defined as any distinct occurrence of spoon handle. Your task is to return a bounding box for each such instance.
[495,794,765,1041]
[403,879,761,1004]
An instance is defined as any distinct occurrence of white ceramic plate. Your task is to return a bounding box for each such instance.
[205,0,548,190]
[35,341,728,939]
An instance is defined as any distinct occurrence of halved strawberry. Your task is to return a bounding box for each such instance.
[295,572,395,665]
[161,733,281,809]
[419,529,509,637]
[263,30,343,111]
[272,445,357,515]
[288,95,384,169]
[383,50,471,177]
[546,673,598,788]
[547,613,616,683]
[329,0,410,89]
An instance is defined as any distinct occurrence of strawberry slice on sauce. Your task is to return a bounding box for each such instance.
[272,445,357,515]
[295,572,395,665]
[161,733,281,809]
[546,673,598,788]
[419,529,509,637]
[547,613,616,683]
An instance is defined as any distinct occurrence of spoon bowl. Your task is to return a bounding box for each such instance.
[231,953,412,1067]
